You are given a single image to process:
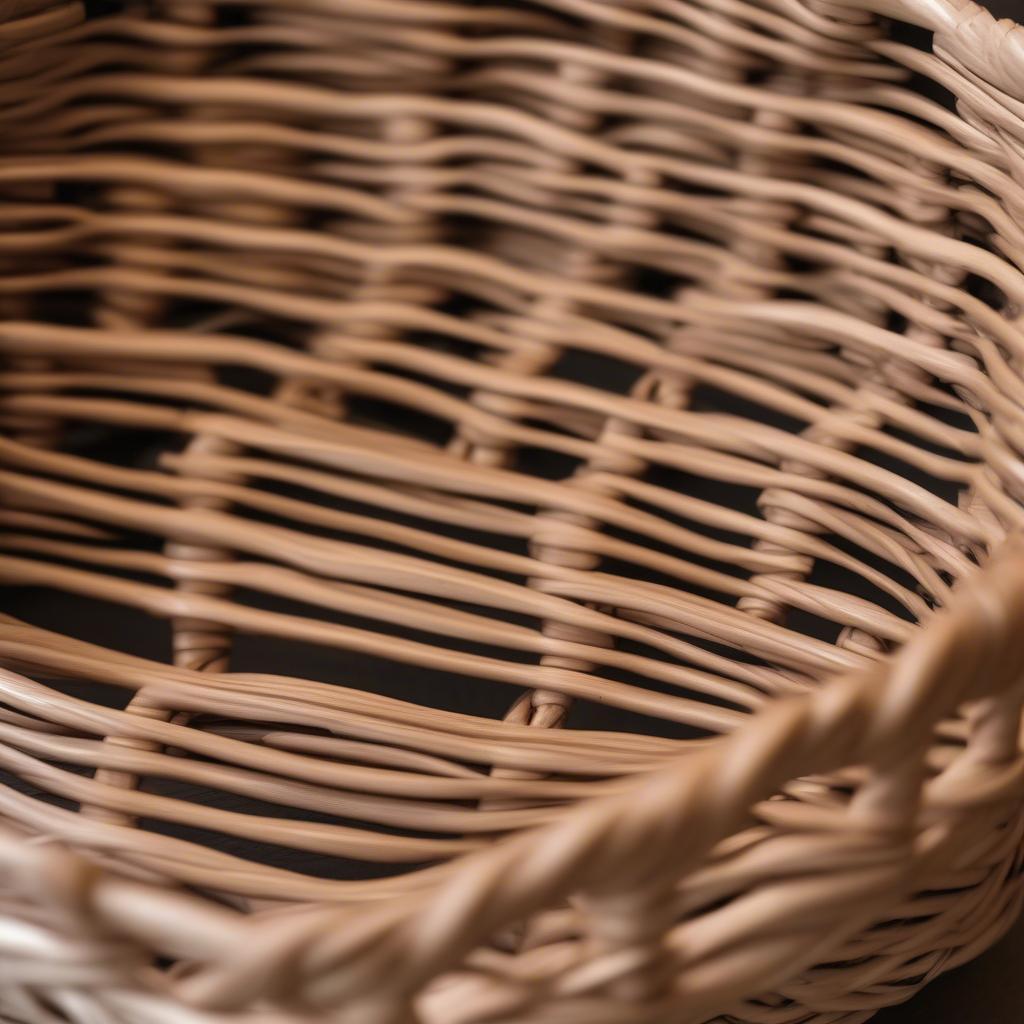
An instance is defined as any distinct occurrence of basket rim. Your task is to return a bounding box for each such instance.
[3,535,1023,1015]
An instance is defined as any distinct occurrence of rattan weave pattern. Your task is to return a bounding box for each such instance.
[2,0,1024,1021]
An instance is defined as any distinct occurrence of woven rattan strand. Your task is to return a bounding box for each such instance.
[3,1,1024,1022]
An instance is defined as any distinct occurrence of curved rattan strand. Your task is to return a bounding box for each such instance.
[2,0,1024,1021]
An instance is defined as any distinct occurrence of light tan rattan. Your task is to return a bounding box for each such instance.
[2,0,1024,1021]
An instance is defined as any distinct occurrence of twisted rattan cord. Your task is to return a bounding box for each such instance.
[0,541,1023,1021]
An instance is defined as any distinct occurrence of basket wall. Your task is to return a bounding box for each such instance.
[2,1,1024,1023]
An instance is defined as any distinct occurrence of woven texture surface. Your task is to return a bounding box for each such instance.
[3,0,1024,1021]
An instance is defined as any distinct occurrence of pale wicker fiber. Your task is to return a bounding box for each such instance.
[2,0,1024,1022]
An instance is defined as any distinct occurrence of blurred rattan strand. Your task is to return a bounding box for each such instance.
[2,0,1024,1021]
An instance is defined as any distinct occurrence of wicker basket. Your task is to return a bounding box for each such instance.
[2,0,1024,1021]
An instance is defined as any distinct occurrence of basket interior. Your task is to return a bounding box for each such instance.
[1,0,1023,918]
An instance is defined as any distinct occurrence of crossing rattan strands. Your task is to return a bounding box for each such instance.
[3,0,1024,1021]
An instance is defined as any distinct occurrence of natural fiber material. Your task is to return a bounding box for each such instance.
[2,0,1024,1021]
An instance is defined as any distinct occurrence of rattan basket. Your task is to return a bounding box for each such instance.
[3,0,1024,1021]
